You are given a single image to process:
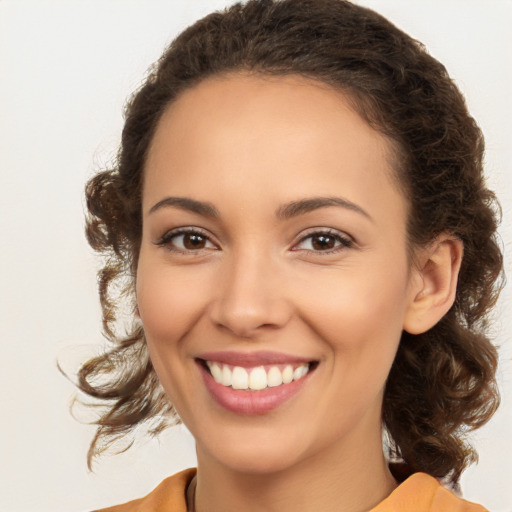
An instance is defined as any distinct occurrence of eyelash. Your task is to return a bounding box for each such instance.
[154,227,353,255]
[154,227,217,253]
[292,228,353,254]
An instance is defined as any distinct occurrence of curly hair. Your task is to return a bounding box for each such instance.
[77,0,503,483]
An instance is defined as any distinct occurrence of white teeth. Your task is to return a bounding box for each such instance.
[208,362,222,383]
[206,361,311,390]
[293,364,308,380]
[231,366,249,390]
[282,365,294,384]
[267,366,283,387]
[221,365,232,386]
[248,366,267,390]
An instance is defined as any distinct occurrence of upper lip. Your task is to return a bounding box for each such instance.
[196,351,315,367]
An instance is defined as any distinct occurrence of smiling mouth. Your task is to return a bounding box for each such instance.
[199,359,318,391]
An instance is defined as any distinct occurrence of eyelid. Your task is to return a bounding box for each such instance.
[291,227,354,253]
[154,226,220,252]
[153,226,353,254]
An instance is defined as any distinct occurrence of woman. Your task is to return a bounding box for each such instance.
[77,0,503,510]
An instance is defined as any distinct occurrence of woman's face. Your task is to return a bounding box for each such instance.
[136,74,420,474]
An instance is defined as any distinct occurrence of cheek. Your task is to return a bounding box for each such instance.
[296,261,410,365]
[296,269,409,426]
[136,256,208,343]
[135,255,209,410]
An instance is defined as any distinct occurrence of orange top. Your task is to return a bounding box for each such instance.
[94,468,487,512]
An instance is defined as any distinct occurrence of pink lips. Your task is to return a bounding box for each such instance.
[196,351,315,416]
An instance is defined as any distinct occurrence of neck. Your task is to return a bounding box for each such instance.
[194,428,397,512]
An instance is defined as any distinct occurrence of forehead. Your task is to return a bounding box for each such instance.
[143,73,406,224]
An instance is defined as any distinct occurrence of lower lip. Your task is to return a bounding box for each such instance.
[198,362,311,415]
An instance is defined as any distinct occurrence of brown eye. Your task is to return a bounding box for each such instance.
[311,234,337,250]
[294,230,352,253]
[156,229,217,252]
[182,233,207,250]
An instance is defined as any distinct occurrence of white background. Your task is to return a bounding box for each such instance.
[0,1,511,511]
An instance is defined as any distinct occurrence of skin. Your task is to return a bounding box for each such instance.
[136,73,462,512]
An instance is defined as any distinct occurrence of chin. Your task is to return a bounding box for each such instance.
[194,424,313,475]
[211,446,307,476]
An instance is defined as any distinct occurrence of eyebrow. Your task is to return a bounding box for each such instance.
[276,196,372,221]
[148,196,219,217]
[148,195,371,221]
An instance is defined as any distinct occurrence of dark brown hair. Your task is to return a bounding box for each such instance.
[77,0,503,483]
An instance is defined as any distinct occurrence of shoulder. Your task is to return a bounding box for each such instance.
[372,472,488,512]
[92,468,197,512]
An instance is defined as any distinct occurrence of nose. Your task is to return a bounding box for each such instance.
[209,249,293,338]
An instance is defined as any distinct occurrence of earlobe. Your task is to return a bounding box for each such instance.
[403,235,463,335]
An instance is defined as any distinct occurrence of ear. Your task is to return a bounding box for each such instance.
[403,234,463,335]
